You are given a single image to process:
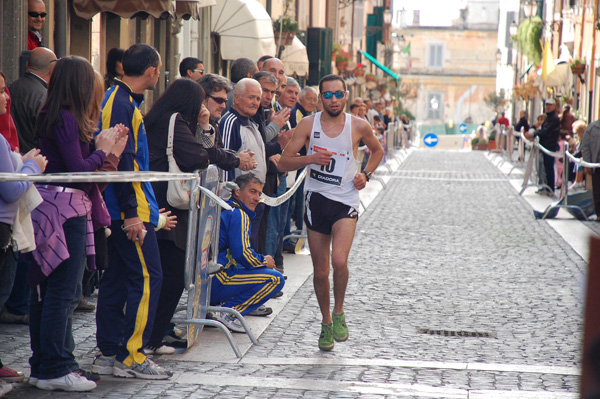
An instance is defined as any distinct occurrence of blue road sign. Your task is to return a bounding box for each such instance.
[459,123,468,133]
[423,133,439,147]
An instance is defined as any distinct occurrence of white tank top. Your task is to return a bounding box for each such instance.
[304,112,361,210]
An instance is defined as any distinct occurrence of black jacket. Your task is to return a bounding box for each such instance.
[148,113,210,250]
[9,72,48,153]
[515,117,530,134]
[534,110,560,151]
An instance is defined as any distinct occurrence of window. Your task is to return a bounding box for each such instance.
[427,43,444,68]
[426,92,443,120]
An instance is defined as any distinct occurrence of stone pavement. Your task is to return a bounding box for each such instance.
[0,149,591,398]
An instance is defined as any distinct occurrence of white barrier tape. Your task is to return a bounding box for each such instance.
[535,142,561,159]
[565,151,600,169]
[198,185,232,211]
[260,169,307,207]
[0,171,199,183]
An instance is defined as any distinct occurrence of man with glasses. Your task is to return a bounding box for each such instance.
[178,57,204,80]
[278,74,384,351]
[196,73,256,171]
[28,0,47,50]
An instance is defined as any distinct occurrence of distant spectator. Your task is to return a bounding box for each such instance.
[104,47,124,89]
[525,98,560,194]
[27,0,46,50]
[560,104,576,137]
[0,71,19,152]
[581,118,600,216]
[257,55,273,71]
[226,58,259,110]
[178,57,204,80]
[514,111,529,134]
[10,47,57,153]
[497,112,510,127]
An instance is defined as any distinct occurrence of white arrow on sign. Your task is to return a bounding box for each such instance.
[424,136,438,145]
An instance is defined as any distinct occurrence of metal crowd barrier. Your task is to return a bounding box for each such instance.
[0,169,258,357]
[517,134,600,220]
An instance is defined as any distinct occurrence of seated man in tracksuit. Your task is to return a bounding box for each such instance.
[210,173,285,332]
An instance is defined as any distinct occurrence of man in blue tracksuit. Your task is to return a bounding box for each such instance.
[211,174,285,332]
[93,44,169,380]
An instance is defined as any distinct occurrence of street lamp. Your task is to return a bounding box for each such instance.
[523,0,538,18]
[383,9,393,25]
[509,20,518,36]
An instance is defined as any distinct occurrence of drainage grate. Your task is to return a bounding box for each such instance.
[418,328,497,338]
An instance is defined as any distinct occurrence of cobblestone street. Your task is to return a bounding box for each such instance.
[0,150,589,398]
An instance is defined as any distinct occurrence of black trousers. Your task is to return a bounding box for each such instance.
[592,170,600,218]
[147,239,185,348]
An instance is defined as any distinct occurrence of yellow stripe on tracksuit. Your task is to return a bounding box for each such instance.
[214,272,281,314]
[122,241,151,366]
[239,212,264,268]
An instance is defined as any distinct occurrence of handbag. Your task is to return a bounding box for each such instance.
[166,113,192,210]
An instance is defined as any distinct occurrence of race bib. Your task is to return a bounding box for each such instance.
[309,145,350,186]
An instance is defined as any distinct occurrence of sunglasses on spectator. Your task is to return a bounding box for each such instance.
[28,11,47,18]
[209,95,227,105]
[194,69,205,75]
[322,91,345,100]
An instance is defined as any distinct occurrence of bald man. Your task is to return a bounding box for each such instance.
[28,0,47,50]
[10,47,57,152]
[261,58,286,97]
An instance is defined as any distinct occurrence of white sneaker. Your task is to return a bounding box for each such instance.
[569,182,585,192]
[0,380,13,397]
[28,376,38,386]
[113,358,172,380]
[91,352,115,375]
[36,372,96,392]
[213,311,246,333]
[144,345,176,355]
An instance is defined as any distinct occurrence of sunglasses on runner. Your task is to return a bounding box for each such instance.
[322,91,345,100]
[209,95,227,105]
[28,12,47,18]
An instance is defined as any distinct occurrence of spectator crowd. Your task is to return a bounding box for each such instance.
[0,7,399,393]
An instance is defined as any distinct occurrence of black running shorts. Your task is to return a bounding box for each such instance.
[304,191,358,235]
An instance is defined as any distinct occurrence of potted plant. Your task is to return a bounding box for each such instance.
[273,16,298,46]
[471,137,489,151]
[570,58,586,75]
[562,92,573,105]
[488,129,497,150]
[334,47,351,71]
[365,72,376,82]
[353,63,366,77]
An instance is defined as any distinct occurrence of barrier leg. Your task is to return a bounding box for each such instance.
[171,317,244,358]
[207,306,258,344]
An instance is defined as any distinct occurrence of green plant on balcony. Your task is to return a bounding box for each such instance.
[570,58,586,74]
[273,16,298,45]
[516,16,542,64]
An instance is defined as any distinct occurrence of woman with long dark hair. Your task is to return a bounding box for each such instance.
[145,78,213,353]
[28,56,125,392]
[104,47,125,89]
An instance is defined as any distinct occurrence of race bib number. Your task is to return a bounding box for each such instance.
[309,145,350,186]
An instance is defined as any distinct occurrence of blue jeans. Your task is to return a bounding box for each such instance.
[0,252,17,311]
[4,256,31,315]
[29,216,87,379]
[265,177,287,256]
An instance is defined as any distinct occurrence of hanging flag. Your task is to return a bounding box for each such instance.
[401,42,411,55]
[541,40,555,82]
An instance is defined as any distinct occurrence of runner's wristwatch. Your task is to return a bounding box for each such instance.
[362,171,372,182]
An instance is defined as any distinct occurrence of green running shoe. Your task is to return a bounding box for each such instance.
[332,312,348,342]
[318,323,334,351]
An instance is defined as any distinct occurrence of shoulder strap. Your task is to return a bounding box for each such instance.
[166,113,179,160]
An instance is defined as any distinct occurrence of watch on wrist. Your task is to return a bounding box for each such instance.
[363,171,372,181]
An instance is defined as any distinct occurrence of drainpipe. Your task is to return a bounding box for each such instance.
[54,0,69,58]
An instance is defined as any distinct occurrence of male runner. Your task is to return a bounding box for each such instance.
[277,74,384,351]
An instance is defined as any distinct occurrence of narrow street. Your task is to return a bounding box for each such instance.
[2,149,587,398]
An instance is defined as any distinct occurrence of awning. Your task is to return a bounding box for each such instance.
[73,0,213,20]
[73,0,174,19]
[280,36,309,77]
[359,50,399,81]
[211,0,276,61]
[176,0,215,20]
